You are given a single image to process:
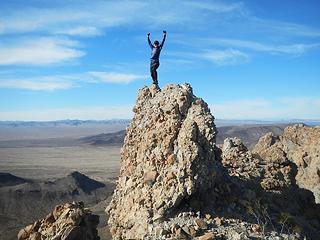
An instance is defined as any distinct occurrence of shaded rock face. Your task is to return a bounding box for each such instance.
[221,136,320,239]
[107,84,219,239]
[0,172,28,187]
[18,202,99,240]
[222,137,296,191]
[66,171,106,194]
[253,124,320,203]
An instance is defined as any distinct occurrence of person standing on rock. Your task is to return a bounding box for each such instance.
[147,31,166,85]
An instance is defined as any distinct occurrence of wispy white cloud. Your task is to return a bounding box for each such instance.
[0,37,85,65]
[0,1,144,35]
[88,72,147,84]
[211,97,320,119]
[0,1,246,36]
[0,1,319,42]
[249,17,320,38]
[165,49,250,66]
[0,79,74,91]
[201,38,320,56]
[166,38,320,66]
[54,26,103,36]
[202,48,250,65]
[185,1,246,14]
[0,106,133,121]
[0,1,319,69]
[0,71,146,90]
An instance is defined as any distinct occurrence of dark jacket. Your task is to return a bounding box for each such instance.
[148,35,166,61]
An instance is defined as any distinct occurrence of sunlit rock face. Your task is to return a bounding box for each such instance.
[107,84,219,239]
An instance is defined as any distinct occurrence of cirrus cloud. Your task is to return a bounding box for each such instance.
[0,71,147,91]
[0,79,74,91]
[202,49,250,65]
[88,71,147,84]
[211,97,320,119]
[0,37,85,65]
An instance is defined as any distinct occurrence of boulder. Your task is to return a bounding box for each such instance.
[18,202,99,240]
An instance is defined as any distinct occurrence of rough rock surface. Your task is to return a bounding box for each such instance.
[221,136,320,239]
[18,202,99,240]
[107,84,219,239]
[107,83,320,240]
[222,137,296,191]
[253,124,320,203]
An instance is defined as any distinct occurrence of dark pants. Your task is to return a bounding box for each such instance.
[150,60,160,85]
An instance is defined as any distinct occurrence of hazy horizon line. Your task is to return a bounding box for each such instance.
[1,118,319,123]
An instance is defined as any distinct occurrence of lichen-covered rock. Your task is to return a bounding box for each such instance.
[107,84,219,239]
[18,202,99,240]
[253,124,320,202]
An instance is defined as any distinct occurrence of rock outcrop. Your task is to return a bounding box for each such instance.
[253,124,320,203]
[107,83,320,239]
[221,136,320,239]
[222,137,296,191]
[107,84,220,239]
[18,202,99,240]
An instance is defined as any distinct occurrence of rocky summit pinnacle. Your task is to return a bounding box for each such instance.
[106,83,220,239]
[107,84,320,240]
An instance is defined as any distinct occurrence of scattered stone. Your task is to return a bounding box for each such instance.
[144,170,158,184]
[175,227,189,239]
[214,217,223,226]
[251,224,261,233]
[167,154,176,165]
[195,218,208,230]
[18,225,32,240]
[198,232,215,240]
[45,212,55,224]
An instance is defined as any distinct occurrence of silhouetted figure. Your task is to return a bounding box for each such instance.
[147,31,166,85]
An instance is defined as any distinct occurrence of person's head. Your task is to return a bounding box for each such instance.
[154,40,159,47]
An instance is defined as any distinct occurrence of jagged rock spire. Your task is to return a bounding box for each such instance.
[107,84,219,239]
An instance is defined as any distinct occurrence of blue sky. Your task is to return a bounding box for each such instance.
[0,0,319,120]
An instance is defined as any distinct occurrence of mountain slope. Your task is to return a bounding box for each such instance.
[0,171,114,240]
[79,124,290,149]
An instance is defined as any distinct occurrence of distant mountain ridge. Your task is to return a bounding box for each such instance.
[1,118,319,127]
[79,124,293,149]
[0,119,131,127]
[80,130,126,146]
[0,124,305,149]
[0,173,29,187]
[216,124,291,148]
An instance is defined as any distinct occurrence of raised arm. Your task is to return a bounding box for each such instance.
[160,30,166,48]
[147,33,153,49]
